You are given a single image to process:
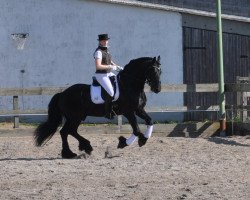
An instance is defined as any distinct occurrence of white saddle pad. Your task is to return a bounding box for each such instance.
[90,76,120,104]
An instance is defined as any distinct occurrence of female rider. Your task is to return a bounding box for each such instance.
[94,34,122,119]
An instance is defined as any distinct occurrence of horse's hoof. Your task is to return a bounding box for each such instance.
[117,136,128,149]
[84,146,93,155]
[138,135,148,147]
[79,142,93,155]
[61,149,77,159]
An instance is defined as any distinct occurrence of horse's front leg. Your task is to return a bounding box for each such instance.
[136,108,154,139]
[117,112,147,148]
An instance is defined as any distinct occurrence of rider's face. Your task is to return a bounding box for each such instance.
[99,40,109,47]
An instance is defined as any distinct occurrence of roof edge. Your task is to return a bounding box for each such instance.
[90,0,250,23]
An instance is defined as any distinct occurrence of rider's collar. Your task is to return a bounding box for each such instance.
[98,45,109,50]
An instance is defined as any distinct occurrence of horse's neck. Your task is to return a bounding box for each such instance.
[119,59,150,92]
[118,71,145,92]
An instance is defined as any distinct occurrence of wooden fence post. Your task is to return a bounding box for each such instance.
[117,115,122,133]
[236,76,243,122]
[13,96,19,128]
[243,74,250,122]
[117,115,123,126]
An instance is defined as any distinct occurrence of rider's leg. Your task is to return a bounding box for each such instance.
[95,73,115,119]
[95,73,114,97]
[103,91,114,119]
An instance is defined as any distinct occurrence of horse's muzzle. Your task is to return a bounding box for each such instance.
[152,85,161,93]
[154,88,161,94]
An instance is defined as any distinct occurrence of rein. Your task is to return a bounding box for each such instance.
[119,65,160,85]
[120,71,146,83]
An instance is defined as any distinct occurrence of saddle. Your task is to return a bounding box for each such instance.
[90,76,120,104]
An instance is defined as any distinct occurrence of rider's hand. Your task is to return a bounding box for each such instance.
[116,66,123,71]
[109,65,123,71]
[109,65,118,71]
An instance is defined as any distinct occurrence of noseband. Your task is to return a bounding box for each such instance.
[145,65,161,85]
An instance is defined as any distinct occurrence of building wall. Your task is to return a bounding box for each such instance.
[0,0,183,122]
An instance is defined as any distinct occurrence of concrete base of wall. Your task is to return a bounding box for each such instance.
[109,122,221,138]
[1,122,248,138]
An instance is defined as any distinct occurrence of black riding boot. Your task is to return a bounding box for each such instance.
[104,94,114,120]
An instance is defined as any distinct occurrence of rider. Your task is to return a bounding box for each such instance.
[94,34,121,119]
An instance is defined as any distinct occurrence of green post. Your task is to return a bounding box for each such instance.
[216,0,226,136]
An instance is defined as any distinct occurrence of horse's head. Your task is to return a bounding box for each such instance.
[119,56,162,93]
[145,56,161,93]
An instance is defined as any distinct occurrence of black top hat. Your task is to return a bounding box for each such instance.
[98,34,110,41]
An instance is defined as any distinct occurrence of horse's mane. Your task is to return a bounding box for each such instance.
[123,57,153,71]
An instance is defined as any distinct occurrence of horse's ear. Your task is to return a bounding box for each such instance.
[152,57,156,63]
[157,55,161,63]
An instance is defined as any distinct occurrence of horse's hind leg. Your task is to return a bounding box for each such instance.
[65,117,93,155]
[60,120,77,159]
[71,130,93,155]
[60,132,77,159]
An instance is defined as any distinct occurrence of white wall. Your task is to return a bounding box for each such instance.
[0,0,183,121]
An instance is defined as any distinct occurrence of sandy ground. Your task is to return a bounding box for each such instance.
[0,125,249,200]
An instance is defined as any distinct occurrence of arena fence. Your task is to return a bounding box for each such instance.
[0,83,249,130]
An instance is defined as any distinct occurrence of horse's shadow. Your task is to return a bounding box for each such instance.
[207,137,250,147]
[0,153,87,161]
[0,157,61,161]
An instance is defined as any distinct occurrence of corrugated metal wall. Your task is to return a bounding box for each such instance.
[136,0,250,17]
[183,27,250,121]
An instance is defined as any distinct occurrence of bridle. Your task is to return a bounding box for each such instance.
[144,65,161,85]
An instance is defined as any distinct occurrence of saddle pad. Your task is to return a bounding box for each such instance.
[90,76,120,104]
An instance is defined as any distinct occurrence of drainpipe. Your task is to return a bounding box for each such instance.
[216,0,226,136]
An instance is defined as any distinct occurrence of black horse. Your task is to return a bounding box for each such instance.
[34,56,162,158]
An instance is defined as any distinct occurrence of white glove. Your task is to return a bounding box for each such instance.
[116,66,124,71]
[109,65,123,71]
[109,65,117,71]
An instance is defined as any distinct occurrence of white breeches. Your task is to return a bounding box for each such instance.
[95,72,115,97]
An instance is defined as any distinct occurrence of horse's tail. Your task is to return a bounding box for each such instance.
[34,93,62,146]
